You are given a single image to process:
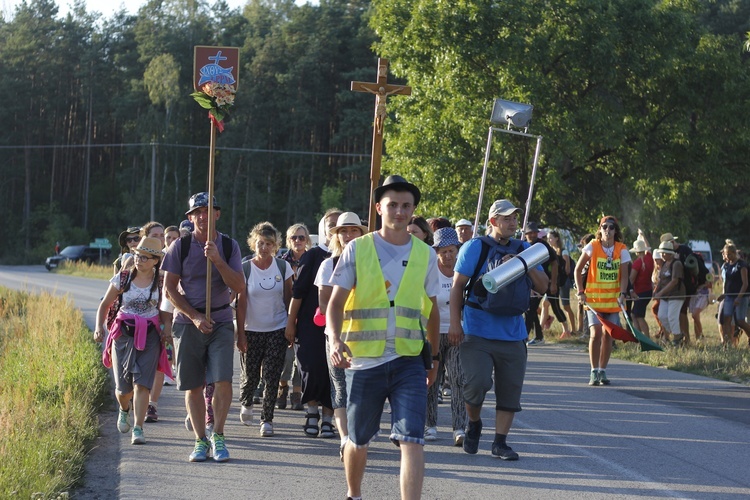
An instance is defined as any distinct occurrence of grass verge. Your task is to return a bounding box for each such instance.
[546,301,750,385]
[0,287,109,498]
[53,260,112,280]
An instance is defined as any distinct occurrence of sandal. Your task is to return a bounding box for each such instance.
[304,413,320,437]
[319,421,335,439]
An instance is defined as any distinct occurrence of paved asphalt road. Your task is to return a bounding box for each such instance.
[2,265,749,499]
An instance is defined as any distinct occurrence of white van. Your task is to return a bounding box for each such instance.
[688,240,713,271]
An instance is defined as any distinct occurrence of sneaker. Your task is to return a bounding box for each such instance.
[442,387,452,397]
[240,405,253,426]
[146,404,158,423]
[189,437,210,462]
[463,419,482,455]
[260,421,274,437]
[211,433,230,462]
[131,426,145,445]
[527,338,545,346]
[424,427,438,442]
[588,371,600,386]
[453,429,465,447]
[253,387,262,405]
[599,370,610,385]
[117,407,131,433]
[184,414,193,432]
[491,442,519,461]
[277,385,289,410]
[672,334,684,347]
[290,391,303,411]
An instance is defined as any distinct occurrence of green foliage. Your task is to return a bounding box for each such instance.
[372,0,750,250]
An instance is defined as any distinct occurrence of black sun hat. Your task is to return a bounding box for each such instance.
[373,175,421,206]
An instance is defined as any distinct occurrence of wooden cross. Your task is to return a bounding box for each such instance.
[351,58,411,231]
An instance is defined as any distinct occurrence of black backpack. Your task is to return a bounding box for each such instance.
[556,253,570,287]
[179,233,233,269]
[681,249,708,295]
[464,236,532,316]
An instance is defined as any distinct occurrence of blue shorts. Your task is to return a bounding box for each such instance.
[720,296,749,323]
[345,356,427,447]
[586,310,621,329]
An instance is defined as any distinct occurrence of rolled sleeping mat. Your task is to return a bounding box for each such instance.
[481,242,550,294]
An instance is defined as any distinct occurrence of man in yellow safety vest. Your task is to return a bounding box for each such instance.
[328,175,440,500]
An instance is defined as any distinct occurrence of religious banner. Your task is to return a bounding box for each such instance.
[191,45,240,319]
[192,46,240,132]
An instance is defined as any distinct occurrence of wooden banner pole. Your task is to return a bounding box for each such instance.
[205,119,217,323]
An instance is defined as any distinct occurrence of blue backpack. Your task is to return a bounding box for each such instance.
[464,236,532,316]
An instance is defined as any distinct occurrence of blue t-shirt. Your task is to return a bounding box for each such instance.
[455,237,540,341]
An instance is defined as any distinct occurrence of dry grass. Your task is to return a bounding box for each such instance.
[546,299,750,385]
[53,260,112,280]
[0,287,109,498]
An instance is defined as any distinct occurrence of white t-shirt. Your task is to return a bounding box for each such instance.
[243,259,294,332]
[111,273,159,317]
[435,268,453,334]
[583,242,631,264]
[314,257,336,289]
[330,232,440,370]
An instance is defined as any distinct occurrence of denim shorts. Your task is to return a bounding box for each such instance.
[585,310,621,329]
[720,296,749,323]
[345,356,427,447]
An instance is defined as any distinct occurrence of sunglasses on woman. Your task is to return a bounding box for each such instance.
[290,235,306,242]
[600,224,616,231]
[126,236,140,243]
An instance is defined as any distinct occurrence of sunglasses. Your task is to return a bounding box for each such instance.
[290,235,306,242]
[126,236,140,243]
[600,224,616,231]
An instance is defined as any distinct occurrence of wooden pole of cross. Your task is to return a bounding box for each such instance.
[351,58,411,232]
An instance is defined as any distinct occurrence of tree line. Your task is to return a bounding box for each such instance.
[1,0,748,264]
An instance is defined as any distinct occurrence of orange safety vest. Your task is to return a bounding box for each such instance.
[585,240,626,313]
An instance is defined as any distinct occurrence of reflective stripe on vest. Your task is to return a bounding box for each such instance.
[342,233,432,357]
[585,240,626,313]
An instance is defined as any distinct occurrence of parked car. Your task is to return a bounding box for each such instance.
[45,245,110,271]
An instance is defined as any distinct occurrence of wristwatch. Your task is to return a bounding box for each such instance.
[432,353,441,362]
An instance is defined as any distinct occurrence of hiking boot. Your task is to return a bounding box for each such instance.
[240,405,253,426]
[145,404,158,423]
[588,371,600,386]
[527,338,545,346]
[492,442,519,461]
[290,392,303,411]
[117,407,131,433]
[277,385,289,410]
[463,419,482,454]
[424,427,438,442]
[260,421,274,437]
[211,433,230,462]
[189,437,210,462]
[599,370,610,385]
[131,426,145,445]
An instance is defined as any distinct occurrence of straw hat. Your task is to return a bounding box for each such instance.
[330,212,368,235]
[134,236,164,258]
[630,240,650,253]
[657,240,676,255]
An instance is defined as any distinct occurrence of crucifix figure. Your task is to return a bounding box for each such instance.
[351,58,411,231]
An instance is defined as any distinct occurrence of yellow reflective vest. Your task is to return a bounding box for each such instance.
[342,233,432,358]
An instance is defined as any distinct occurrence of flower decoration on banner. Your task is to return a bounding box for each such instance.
[190,82,236,133]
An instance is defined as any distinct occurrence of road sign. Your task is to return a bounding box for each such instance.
[90,238,112,249]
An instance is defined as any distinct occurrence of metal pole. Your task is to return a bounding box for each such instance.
[473,126,494,236]
[522,135,543,232]
[206,121,217,323]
